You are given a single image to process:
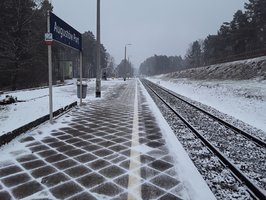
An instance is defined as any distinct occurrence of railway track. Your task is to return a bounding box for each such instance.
[141,79,266,200]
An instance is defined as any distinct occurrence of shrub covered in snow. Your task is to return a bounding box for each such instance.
[0,95,17,105]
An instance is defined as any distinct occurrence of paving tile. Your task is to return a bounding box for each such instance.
[103,135,117,140]
[159,193,183,200]
[56,135,72,140]
[88,159,111,170]
[89,138,103,144]
[29,145,50,153]
[165,168,177,177]
[158,145,170,154]
[0,165,23,177]
[83,144,102,152]
[77,173,105,188]
[64,149,86,157]
[42,137,59,143]
[49,181,83,199]
[41,172,69,187]
[45,154,67,163]
[59,127,76,132]
[31,165,56,178]
[114,175,129,188]
[147,134,162,140]
[111,137,128,143]
[93,149,114,157]
[150,174,180,190]
[53,159,78,170]
[139,137,149,144]
[19,136,35,143]
[48,141,66,148]
[9,149,29,157]
[56,144,76,152]
[64,165,91,178]
[113,132,127,137]
[51,132,65,137]
[65,138,82,144]
[141,154,156,164]
[170,184,187,197]
[37,149,57,158]
[141,183,165,200]
[72,126,90,132]
[0,191,12,200]
[82,123,98,129]
[68,192,97,200]
[12,181,43,199]
[74,140,91,147]
[120,149,131,157]
[74,153,97,163]
[119,160,130,170]
[26,141,42,147]
[109,144,128,152]
[146,141,165,148]
[110,155,127,164]
[141,166,160,180]
[98,165,125,178]
[93,131,107,137]
[79,135,95,140]
[161,155,174,164]
[112,192,128,200]
[91,182,123,197]
[16,154,38,163]
[121,140,131,147]
[97,141,116,147]
[149,149,168,158]
[1,173,31,187]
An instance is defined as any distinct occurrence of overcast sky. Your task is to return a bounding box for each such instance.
[52,0,248,68]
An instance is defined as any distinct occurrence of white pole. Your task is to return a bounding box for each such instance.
[47,11,53,123]
[79,51,83,105]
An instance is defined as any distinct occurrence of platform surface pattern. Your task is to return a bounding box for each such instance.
[0,80,188,200]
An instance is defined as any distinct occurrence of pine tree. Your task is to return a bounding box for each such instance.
[245,0,266,49]
[0,0,53,90]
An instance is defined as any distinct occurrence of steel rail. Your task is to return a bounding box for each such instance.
[141,79,266,200]
[144,79,266,148]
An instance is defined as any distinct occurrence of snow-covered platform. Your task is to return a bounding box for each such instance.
[0,79,215,200]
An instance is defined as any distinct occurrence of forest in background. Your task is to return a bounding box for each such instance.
[0,0,113,91]
[139,0,266,76]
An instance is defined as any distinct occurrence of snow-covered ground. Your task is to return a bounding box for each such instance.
[0,79,121,136]
[2,76,265,135]
[0,79,216,199]
[148,77,266,133]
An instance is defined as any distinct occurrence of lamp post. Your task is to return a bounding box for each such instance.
[96,0,101,97]
[124,44,132,80]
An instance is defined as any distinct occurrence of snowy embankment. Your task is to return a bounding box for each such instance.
[0,79,121,136]
[166,56,266,80]
[148,56,266,133]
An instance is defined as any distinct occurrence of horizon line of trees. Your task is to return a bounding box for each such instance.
[116,59,134,78]
[139,0,266,76]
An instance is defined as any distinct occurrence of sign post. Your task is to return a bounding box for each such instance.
[46,11,53,123]
[45,11,83,123]
[79,52,82,105]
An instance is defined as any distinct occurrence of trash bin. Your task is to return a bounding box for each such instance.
[77,82,87,99]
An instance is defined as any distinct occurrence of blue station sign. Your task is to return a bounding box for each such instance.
[50,12,82,51]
